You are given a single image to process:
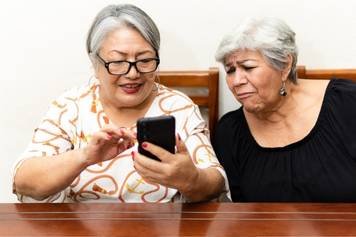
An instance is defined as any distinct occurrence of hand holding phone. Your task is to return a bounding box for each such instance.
[137,115,176,161]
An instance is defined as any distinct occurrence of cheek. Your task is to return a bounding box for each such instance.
[95,67,111,83]
[99,76,116,90]
[143,73,157,85]
[145,77,155,85]
[226,76,235,91]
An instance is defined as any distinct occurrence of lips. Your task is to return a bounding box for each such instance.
[236,92,254,100]
[119,83,143,94]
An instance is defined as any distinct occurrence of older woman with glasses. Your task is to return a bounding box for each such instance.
[12,4,228,203]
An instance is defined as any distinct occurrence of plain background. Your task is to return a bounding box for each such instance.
[1,0,356,202]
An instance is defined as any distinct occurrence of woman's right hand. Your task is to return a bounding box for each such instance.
[80,126,136,167]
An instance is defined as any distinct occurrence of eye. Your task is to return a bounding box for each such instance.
[225,66,236,75]
[138,58,155,63]
[242,65,256,71]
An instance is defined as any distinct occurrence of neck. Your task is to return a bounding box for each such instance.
[99,90,157,127]
[247,83,298,124]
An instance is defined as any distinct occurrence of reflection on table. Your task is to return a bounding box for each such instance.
[1,202,356,236]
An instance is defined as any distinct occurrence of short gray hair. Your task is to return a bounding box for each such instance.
[86,4,160,63]
[215,17,298,83]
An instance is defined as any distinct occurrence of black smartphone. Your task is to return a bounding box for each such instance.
[137,115,176,161]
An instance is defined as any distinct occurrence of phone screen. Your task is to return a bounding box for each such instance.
[137,115,176,161]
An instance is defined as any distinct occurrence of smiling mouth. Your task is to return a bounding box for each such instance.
[119,83,142,88]
[118,83,144,94]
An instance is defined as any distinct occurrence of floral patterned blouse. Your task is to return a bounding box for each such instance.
[13,81,228,203]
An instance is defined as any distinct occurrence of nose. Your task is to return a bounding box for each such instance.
[230,69,247,86]
[125,64,140,80]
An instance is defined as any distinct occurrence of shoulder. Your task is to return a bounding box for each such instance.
[296,79,329,98]
[212,108,244,158]
[45,83,95,117]
[320,79,356,108]
[218,108,244,127]
[322,79,356,153]
[294,79,356,112]
[51,83,94,106]
[325,79,356,116]
[156,84,196,106]
[157,84,193,101]
[214,108,244,139]
[327,78,356,94]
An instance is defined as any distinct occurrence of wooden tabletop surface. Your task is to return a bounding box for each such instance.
[1,202,356,236]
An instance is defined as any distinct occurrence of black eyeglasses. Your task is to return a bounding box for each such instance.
[96,54,160,75]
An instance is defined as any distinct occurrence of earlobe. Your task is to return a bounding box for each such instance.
[282,54,293,80]
[91,63,100,79]
[93,69,99,79]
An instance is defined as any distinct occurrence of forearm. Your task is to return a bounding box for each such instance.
[14,149,87,200]
[180,167,225,202]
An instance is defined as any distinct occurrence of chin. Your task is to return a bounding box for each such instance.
[119,98,144,108]
[243,106,255,113]
[243,103,264,114]
[122,93,153,108]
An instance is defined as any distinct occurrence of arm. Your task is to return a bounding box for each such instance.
[14,127,135,200]
[181,167,225,202]
[14,150,86,201]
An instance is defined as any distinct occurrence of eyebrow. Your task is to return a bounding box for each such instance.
[108,49,155,56]
[225,59,258,67]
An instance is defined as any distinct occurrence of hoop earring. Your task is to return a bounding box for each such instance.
[279,81,287,96]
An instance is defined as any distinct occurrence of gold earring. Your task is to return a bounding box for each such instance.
[91,88,97,113]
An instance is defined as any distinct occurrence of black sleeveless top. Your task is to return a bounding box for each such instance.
[213,79,356,202]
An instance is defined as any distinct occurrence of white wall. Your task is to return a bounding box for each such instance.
[1,0,356,202]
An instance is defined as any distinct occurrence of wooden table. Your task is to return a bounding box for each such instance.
[1,202,356,236]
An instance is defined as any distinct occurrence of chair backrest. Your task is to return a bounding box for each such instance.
[158,67,219,135]
[297,65,356,81]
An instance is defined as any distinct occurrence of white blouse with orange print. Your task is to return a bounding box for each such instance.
[12,81,228,203]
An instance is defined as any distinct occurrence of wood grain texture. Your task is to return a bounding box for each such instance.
[297,65,356,80]
[159,68,219,135]
[2,203,356,236]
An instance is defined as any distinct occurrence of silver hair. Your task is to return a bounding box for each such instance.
[215,17,298,83]
[86,4,160,65]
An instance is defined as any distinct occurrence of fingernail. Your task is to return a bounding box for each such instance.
[131,151,135,159]
[142,142,148,148]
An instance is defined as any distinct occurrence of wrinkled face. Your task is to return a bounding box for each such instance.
[224,49,287,114]
[95,27,158,109]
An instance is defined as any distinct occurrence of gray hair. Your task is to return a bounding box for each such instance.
[215,17,298,83]
[86,4,160,64]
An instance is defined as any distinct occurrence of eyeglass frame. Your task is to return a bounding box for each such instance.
[95,53,160,76]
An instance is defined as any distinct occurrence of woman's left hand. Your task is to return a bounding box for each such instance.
[132,136,199,194]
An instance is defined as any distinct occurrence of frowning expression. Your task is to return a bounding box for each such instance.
[224,49,285,113]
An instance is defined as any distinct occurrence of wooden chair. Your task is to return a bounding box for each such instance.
[159,67,219,135]
[297,66,356,81]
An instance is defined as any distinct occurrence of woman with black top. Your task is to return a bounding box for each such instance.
[213,17,356,202]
